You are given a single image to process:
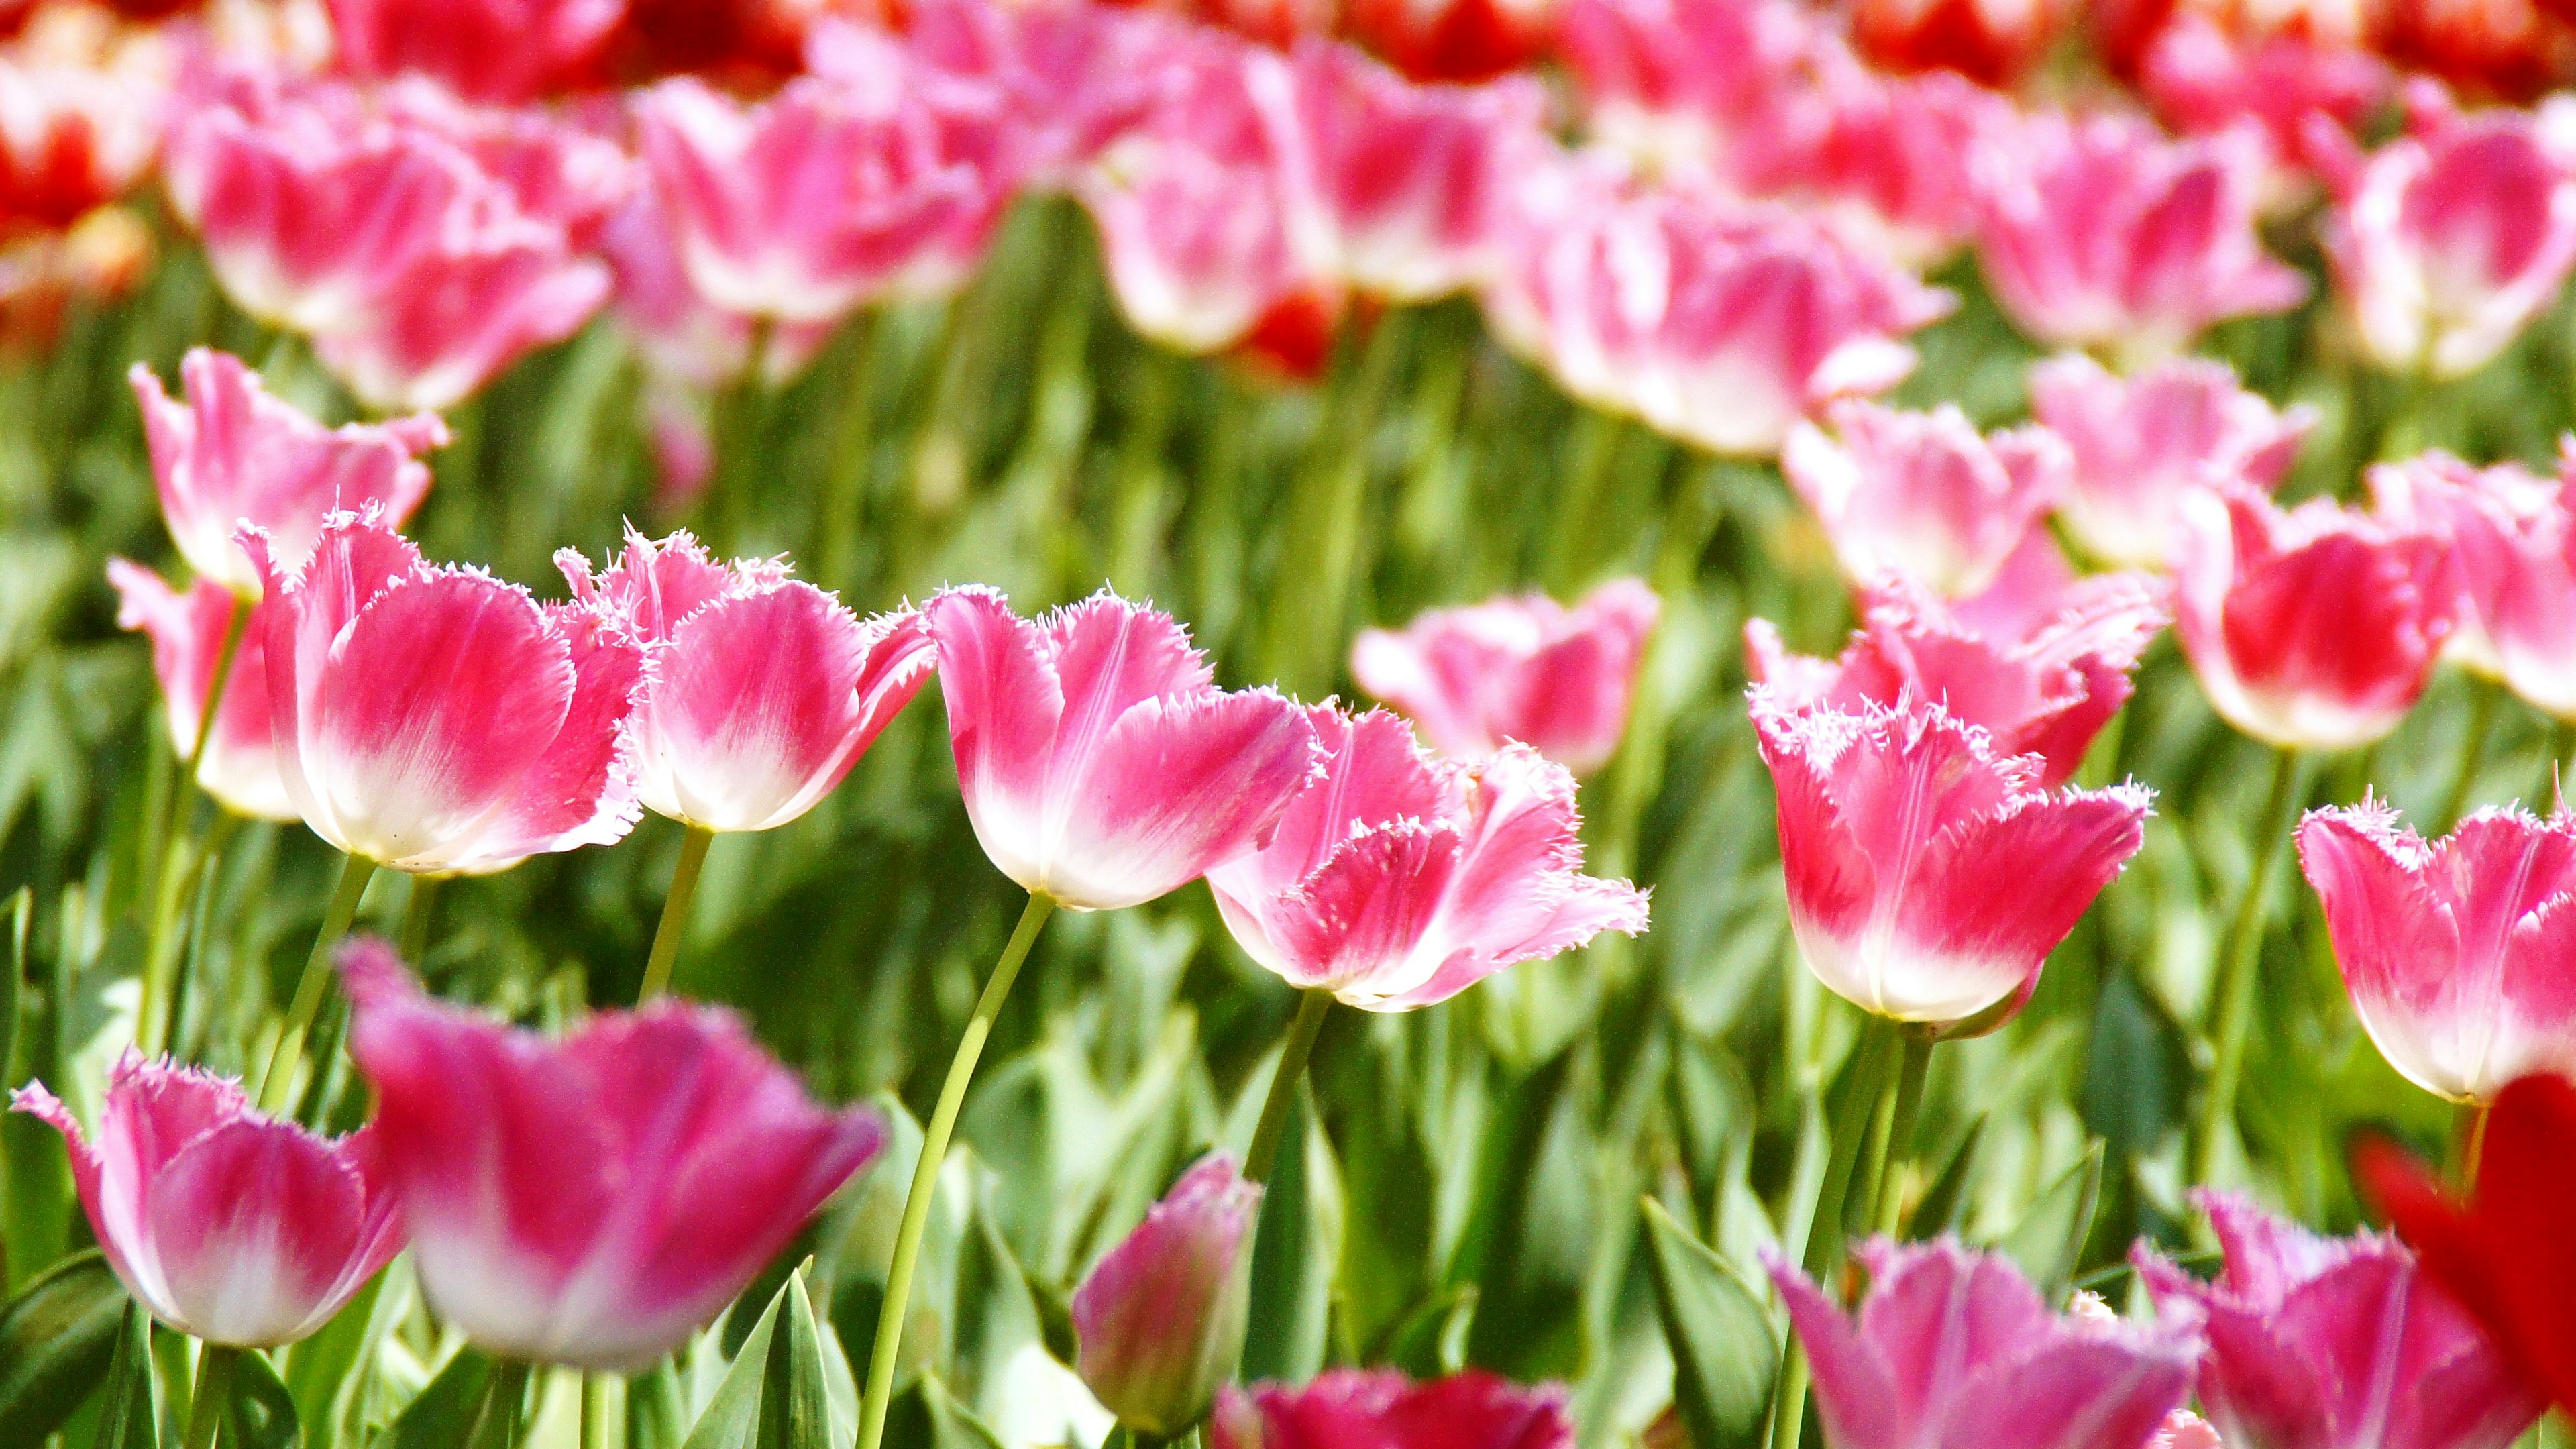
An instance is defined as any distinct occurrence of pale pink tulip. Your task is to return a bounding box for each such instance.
[1753,694,2149,1031]
[1783,400,2069,598]
[2151,1412,2224,1449]
[1555,0,1817,182]
[923,586,1319,911]
[1212,1369,1574,1449]
[2299,800,2576,1104]
[1073,1154,1263,1437]
[325,0,625,105]
[557,529,934,834]
[1770,1238,2198,1449]
[372,78,637,247]
[2137,1191,2542,1449]
[2026,352,2313,570]
[244,511,645,876]
[11,1053,402,1348]
[1349,577,1659,775]
[2313,86,2576,380]
[107,561,292,822]
[131,347,445,594]
[1974,111,2307,363]
[1206,707,1648,1011]
[2372,449,2576,719]
[340,939,883,1370]
[2171,485,2449,752]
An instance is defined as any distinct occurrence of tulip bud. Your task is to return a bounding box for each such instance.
[1071,1154,1263,1437]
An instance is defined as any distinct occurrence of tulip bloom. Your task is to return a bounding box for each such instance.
[1729,61,2007,271]
[1555,0,1817,182]
[1849,0,2065,88]
[2026,352,2313,570]
[1350,578,1659,775]
[2372,450,2576,718]
[1338,0,1560,84]
[247,511,645,876]
[2136,16,2393,189]
[133,349,444,594]
[0,50,159,233]
[1782,400,2070,598]
[1754,695,2150,1031]
[325,0,624,105]
[1073,1155,1262,1437]
[559,529,934,835]
[1974,111,2306,363]
[2298,801,2576,1104]
[1772,1238,2197,1449]
[11,1054,402,1348]
[2135,1190,2542,1449]
[898,0,1193,191]
[2171,486,2449,752]
[108,563,292,822]
[341,940,883,1369]
[923,586,1318,911]
[1205,708,1648,1012]
[2312,88,2576,380]
[1212,1369,1574,1449]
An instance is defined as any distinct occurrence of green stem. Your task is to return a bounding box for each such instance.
[182,1344,239,1449]
[1772,1018,1904,1449]
[2193,749,2304,1185]
[717,320,775,555]
[1870,1032,1935,1238]
[638,826,715,1003]
[1244,989,1334,1185]
[2437,679,2499,833]
[182,592,248,791]
[855,891,1057,1449]
[466,1360,534,1449]
[399,874,442,967]
[254,853,376,1113]
[2539,720,2576,808]
[142,593,250,1056]
[580,1372,604,1449]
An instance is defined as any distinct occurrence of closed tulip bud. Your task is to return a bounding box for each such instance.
[1072,1155,1262,1436]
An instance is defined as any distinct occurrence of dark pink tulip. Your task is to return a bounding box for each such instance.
[1783,400,2070,598]
[2026,352,2313,570]
[1747,551,2168,788]
[558,529,934,834]
[1073,1154,1262,1436]
[11,1053,402,1348]
[1349,577,1660,775]
[2171,485,2449,751]
[1974,110,2307,364]
[1770,1238,2198,1449]
[923,586,1319,910]
[1556,0,1817,182]
[2312,85,2576,380]
[1730,59,2010,271]
[1205,707,1648,1011]
[1211,1368,1573,1449]
[245,511,645,876]
[325,0,624,105]
[2136,1191,2543,1449]
[131,347,445,595]
[2373,449,2576,720]
[2298,800,2576,1104]
[2136,15,2394,192]
[107,561,292,822]
[340,940,883,1370]
[1753,694,2149,1031]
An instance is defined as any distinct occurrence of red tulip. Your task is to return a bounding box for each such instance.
[107,562,291,822]
[1849,0,2068,88]
[0,48,158,234]
[2379,0,2576,105]
[324,0,625,105]
[1350,577,1659,775]
[1073,1155,1262,1436]
[1212,1368,1573,1449]
[1782,399,2069,597]
[2372,449,2576,719]
[1339,0,1560,83]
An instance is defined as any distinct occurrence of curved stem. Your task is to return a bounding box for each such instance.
[1244,989,1334,1185]
[638,826,714,1003]
[2437,679,2499,833]
[1870,1033,1935,1238]
[183,1344,239,1449]
[254,853,376,1113]
[2193,748,2304,1185]
[855,891,1055,1449]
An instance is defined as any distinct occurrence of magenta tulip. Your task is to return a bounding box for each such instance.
[107,561,292,822]
[897,0,1195,190]
[1072,1154,1263,1436]
[1212,1368,1574,1449]
[1782,400,2070,598]
[2372,449,2576,720]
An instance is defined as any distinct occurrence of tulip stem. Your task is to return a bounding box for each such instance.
[2193,747,2304,1187]
[1244,989,1335,1185]
[2455,1100,2492,1189]
[400,874,441,968]
[1770,1018,1901,1449]
[1868,1032,1935,1237]
[183,1344,237,1449]
[182,592,248,793]
[254,853,376,1114]
[2437,678,2499,833]
[856,890,1057,1449]
[639,826,715,1003]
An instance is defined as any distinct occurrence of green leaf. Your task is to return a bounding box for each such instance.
[916,1373,1008,1449]
[625,1360,689,1449]
[1638,1197,1778,1449]
[1996,1142,2105,1302]
[682,1267,833,1449]
[1904,1117,1984,1240]
[385,1347,496,1449]
[282,1268,386,1449]
[87,1301,154,1449]
[224,1350,299,1449]
[0,1249,126,1444]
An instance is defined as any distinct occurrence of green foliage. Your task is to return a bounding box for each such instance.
[1639,1199,1777,1449]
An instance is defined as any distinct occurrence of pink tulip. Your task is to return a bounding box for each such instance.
[107,561,292,822]
[2372,449,2576,719]
[594,178,835,390]
[316,217,614,413]
[1348,577,1659,775]
[1072,1154,1263,1437]
[131,347,445,596]
[2312,86,2576,380]
[1205,707,1649,1011]
[2136,1190,2543,1449]
[2136,16,2394,193]
[2025,352,2314,570]
[1747,552,2168,788]
[11,1053,402,1348]
[1782,400,2070,598]
[636,68,1014,327]
[1974,110,2307,363]
[2151,1412,2224,1449]
[372,78,637,248]
[557,529,934,834]
[1770,1238,2198,1449]
[2171,486,2449,752]
[1753,694,2150,1031]
[245,511,645,876]
[340,938,883,1370]
[1556,0,1817,182]
[1730,60,2010,271]
[922,586,1319,910]
[898,0,1195,190]
[2298,800,2576,1104]
[1212,1368,1574,1449]
[324,0,624,105]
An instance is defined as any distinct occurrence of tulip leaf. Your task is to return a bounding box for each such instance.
[683,1266,834,1449]
[87,1300,154,1449]
[385,1347,494,1449]
[1996,1142,2106,1302]
[917,1372,1009,1449]
[625,1360,690,1449]
[1638,1197,1778,1449]
[225,1349,300,1449]
[0,1248,126,1444]
[283,1267,393,1449]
